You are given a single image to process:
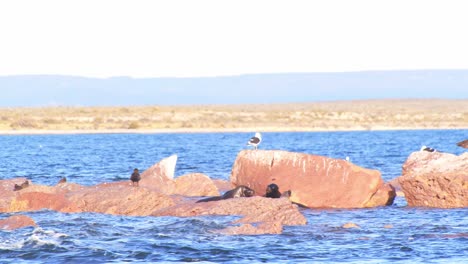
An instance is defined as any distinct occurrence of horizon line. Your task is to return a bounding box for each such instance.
[1,68,468,79]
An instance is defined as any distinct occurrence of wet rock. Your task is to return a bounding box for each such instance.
[0,178,29,212]
[230,150,393,208]
[65,185,176,216]
[0,215,37,230]
[152,196,307,234]
[342,222,360,229]
[364,183,396,207]
[174,173,219,197]
[1,178,176,216]
[399,151,468,208]
[217,221,283,235]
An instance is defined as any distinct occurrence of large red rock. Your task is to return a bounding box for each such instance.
[0,154,310,235]
[0,177,28,212]
[230,150,393,208]
[0,215,37,230]
[399,151,468,208]
[65,184,176,216]
[3,180,179,216]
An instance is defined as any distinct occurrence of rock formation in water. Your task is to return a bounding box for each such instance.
[153,196,307,235]
[0,155,305,235]
[0,215,37,230]
[398,151,468,208]
[230,150,395,208]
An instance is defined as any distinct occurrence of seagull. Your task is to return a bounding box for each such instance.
[247,132,262,150]
[420,145,436,152]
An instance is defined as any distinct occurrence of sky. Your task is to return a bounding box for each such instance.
[1,0,468,78]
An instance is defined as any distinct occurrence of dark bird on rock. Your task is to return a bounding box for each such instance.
[247,132,262,150]
[130,168,141,187]
[14,180,29,191]
[456,139,468,149]
[420,145,436,152]
[57,177,67,184]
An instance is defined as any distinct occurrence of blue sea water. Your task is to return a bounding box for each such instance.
[0,130,467,263]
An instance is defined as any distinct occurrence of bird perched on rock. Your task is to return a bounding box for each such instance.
[247,132,262,150]
[456,139,468,149]
[420,145,436,152]
[57,177,67,184]
[130,168,141,187]
[14,180,29,191]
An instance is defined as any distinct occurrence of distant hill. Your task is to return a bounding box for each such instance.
[0,70,467,107]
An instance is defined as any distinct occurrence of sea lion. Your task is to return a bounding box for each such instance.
[265,183,282,198]
[196,185,255,203]
[13,180,29,191]
[130,168,141,187]
[265,183,292,199]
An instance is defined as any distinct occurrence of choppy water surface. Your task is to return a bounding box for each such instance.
[1,130,467,263]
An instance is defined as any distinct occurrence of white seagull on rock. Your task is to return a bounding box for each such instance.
[247,132,262,150]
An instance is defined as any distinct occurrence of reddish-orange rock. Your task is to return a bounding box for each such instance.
[230,150,393,208]
[0,215,37,230]
[153,196,307,227]
[173,173,220,196]
[217,221,283,235]
[0,178,28,212]
[342,222,360,229]
[212,179,235,193]
[139,154,177,194]
[65,185,176,216]
[399,151,468,208]
[364,183,396,207]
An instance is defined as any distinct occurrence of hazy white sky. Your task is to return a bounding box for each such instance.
[1,0,467,78]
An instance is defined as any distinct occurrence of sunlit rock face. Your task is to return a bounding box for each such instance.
[399,151,468,208]
[230,150,394,208]
[0,215,37,230]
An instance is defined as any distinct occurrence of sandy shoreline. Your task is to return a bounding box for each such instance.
[1,99,467,134]
[1,126,467,135]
